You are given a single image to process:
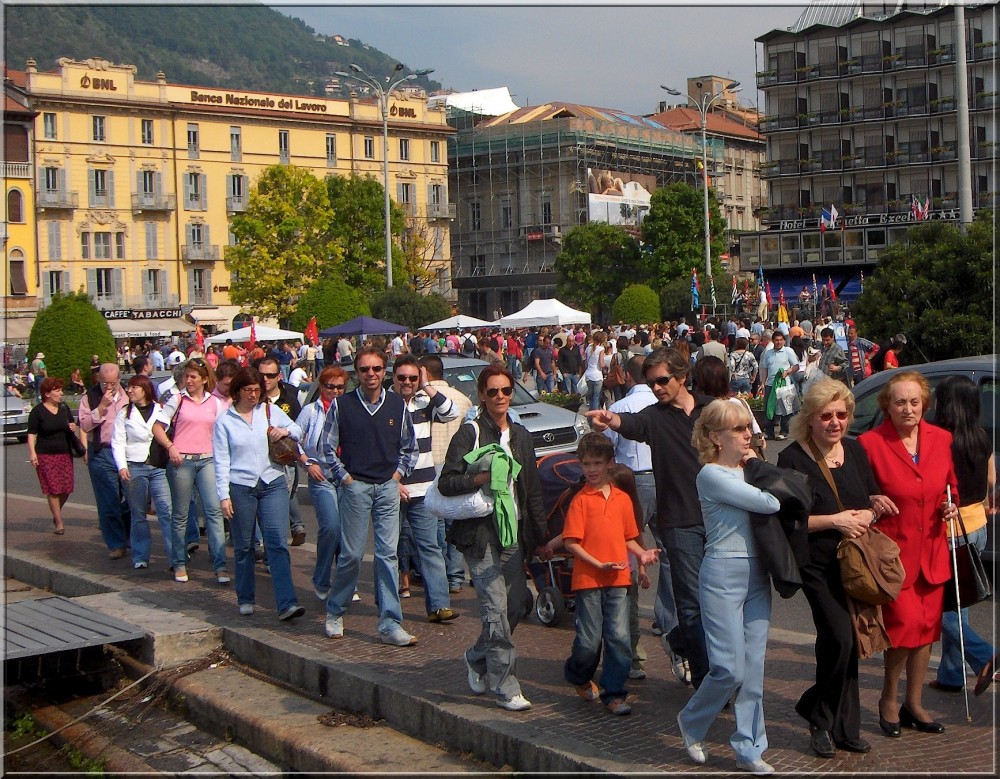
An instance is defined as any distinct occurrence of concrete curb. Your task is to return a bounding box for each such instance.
[4,549,132,598]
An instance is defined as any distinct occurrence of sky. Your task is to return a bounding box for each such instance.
[272,3,808,116]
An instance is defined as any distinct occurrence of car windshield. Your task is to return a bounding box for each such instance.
[442,365,536,406]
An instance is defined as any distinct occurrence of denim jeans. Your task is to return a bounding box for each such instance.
[662,524,709,689]
[764,383,789,437]
[679,556,771,763]
[285,464,304,535]
[167,457,227,573]
[561,373,579,395]
[730,378,751,394]
[937,526,994,686]
[400,497,451,614]
[124,462,173,566]
[88,446,131,551]
[229,475,298,613]
[586,378,604,411]
[309,476,341,595]
[564,586,631,704]
[464,540,528,701]
[538,372,555,393]
[327,478,403,635]
[398,513,416,576]
[636,473,677,636]
[443,518,466,588]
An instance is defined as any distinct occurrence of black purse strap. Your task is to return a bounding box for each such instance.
[950,504,971,546]
[806,437,845,512]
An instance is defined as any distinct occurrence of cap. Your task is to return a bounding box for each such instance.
[894,333,908,345]
[35,352,44,359]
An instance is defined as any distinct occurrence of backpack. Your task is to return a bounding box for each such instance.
[462,335,476,355]
[536,452,585,538]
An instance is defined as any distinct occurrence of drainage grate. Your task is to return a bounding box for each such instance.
[5,596,147,660]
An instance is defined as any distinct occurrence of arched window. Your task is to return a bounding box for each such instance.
[7,189,23,223]
[8,249,27,296]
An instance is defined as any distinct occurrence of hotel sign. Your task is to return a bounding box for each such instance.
[779,208,960,231]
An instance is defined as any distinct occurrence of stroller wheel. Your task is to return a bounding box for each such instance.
[535,586,565,627]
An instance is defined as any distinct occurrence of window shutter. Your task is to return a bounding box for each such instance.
[187,270,195,303]
[58,168,67,193]
[142,268,151,300]
[108,170,115,207]
[135,171,143,197]
[38,168,46,193]
[154,172,162,195]
[62,271,70,295]
[47,222,61,261]
[241,175,248,196]
[145,223,154,258]
[113,268,124,307]
[88,169,96,207]
[396,183,404,203]
[41,271,51,304]
[185,223,194,250]
[199,174,207,210]
[203,225,211,254]
[183,176,191,209]
[226,174,234,198]
[427,184,433,205]
[159,270,168,299]
[86,268,97,298]
[204,270,212,303]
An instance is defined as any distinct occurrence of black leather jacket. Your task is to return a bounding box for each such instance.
[438,412,547,557]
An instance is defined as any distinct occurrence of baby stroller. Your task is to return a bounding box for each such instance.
[526,452,585,627]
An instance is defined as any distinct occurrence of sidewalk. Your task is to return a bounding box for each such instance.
[4,492,996,774]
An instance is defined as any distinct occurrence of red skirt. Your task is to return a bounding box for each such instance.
[881,573,945,649]
[37,453,74,496]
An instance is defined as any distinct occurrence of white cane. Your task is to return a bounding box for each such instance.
[946,485,972,722]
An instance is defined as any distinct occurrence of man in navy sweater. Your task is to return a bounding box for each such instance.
[319,347,419,646]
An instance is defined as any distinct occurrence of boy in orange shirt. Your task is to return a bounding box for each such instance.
[562,432,659,715]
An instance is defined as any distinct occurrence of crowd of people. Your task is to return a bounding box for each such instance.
[22,311,995,775]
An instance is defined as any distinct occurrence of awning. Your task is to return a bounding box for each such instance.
[2,317,35,342]
[189,305,246,328]
[107,318,195,339]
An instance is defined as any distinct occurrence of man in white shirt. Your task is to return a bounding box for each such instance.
[389,333,408,359]
[759,331,799,440]
[336,336,354,364]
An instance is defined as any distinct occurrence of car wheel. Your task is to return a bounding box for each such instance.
[535,586,565,627]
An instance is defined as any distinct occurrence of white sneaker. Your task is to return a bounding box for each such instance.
[628,668,647,680]
[663,637,692,686]
[352,590,361,602]
[239,603,254,616]
[216,572,231,585]
[736,758,774,775]
[496,694,531,711]
[465,653,486,694]
[380,626,418,646]
[325,616,344,639]
[133,561,148,569]
[314,586,330,600]
[677,714,707,764]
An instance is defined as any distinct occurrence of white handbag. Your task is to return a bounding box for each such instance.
[424,420,495,521]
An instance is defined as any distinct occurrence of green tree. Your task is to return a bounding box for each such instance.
[28,292,116,383]
[852,212,995,362]
[641,182,727,290]
[659,278,695,320]
[612,284,661,324]
[227,165,338,323]
[325,174,404,294]
[369,287,452,332]
[289,276,371,332]
[554,222,645,320]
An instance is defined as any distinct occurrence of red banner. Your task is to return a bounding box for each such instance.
[304,316,319,347]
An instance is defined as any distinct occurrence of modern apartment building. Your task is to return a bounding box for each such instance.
[5,56,453,338]
[743,1,996,291]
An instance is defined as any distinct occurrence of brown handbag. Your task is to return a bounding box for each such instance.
[264,402,299,466]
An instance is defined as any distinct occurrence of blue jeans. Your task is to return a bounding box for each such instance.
[764,383,789,437]
[167,457,227,573]
[229,475,298,613]
[662,524,709,689]
[327,478,403,635]
[538,372,555,393]
[309,477,341,595]
[564,586,631,704]
[636,473,677,635]
[443,518,466,588]
[88,445,130,551]
[124,462,173,566]
[586,378,604,411]
[464,540,528,701]
[680,555,771,763]
[400,497,451,614]
[730,377,751,394]
[937,526,994,686]
[561,373,579,395]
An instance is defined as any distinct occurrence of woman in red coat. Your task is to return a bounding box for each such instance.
[859,371,960,738]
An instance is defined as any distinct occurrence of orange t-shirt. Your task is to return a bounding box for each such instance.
[222,344,240,361]
[562,483,640,591]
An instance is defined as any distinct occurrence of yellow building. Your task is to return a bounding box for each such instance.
[17,56,453,336]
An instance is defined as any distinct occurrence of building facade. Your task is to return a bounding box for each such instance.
[744,1,996,288]
[6,56,453,338]
[4,74,38,342]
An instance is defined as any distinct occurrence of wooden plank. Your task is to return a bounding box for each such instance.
[4,597,146,661]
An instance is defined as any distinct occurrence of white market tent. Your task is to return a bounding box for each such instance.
[495,299,592,328]
[419,314,494,331]
[206,325,303,344]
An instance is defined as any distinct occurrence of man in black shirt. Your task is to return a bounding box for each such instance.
[587,347,712,690]
[555,335,582,394]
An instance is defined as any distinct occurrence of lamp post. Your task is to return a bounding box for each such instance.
[661,80,740,292]
[336,63,434,288]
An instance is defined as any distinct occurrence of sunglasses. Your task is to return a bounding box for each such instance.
[818,410,849,422]
[188,358,206,366]
[357,365,385,374]
[323,383,345,391]
[260,372,279,379]
[395,374,420,383]
[646,375,674,388]
[721,423,754,434]
[485,386,514,398]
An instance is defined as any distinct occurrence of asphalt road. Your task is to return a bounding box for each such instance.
[4,438,992,645]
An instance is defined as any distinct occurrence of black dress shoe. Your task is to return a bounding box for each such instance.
[928,680,964,694]
[835,737,872,753]
[809,725,836,758]
[878,714,901,738]
[899,704,945,734]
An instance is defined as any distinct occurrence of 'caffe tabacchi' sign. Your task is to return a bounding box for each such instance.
[104,308,183,320]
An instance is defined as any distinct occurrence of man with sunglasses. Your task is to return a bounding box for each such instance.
[390,355,460,623]
[259,358,305,545]
[320,346,419,646]
[586,347,714,691]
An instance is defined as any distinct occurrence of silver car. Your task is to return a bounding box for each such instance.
[1,385,31,442]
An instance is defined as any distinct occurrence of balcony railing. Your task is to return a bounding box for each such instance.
[972,41,996,61]
[4,162,30,178]
[226,195,247,214]
[181,243,219,262]
[427,202,456,220]
[131,192,176,212]
[37,190,79,209]
[189,290,212,305]
[973,92,997,110]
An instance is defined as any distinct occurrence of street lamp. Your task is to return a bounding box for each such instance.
[336,63,434,288]
[661,80,740,293]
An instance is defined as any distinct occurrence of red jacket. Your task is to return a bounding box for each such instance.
[859,419,958,588]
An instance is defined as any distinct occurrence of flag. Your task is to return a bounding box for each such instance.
[828,276,837,301]
[691,268,700,309]
[304,316,319,347]
[731,276,739,307]
[812,273,819,305]
[779,287,786,308]
[249,316,257,349]
[765,282,773,309]
[757,262,764,292]
[195,323,204,352]
[709,276,717,308]
[860,270,865,293]
[820,204,839,232]
[910,194,930,221]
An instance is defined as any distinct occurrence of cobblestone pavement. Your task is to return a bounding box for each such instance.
[5,491,997,774]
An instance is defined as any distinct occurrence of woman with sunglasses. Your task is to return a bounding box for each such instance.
[298,365,349,601]
[153,357,229,584]
[776,378,897,757]
[437,364,548,711]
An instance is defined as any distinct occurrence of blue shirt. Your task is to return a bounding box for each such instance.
[605,384,656,471]
[762,346,798,386]
[213,404,302,501]
[297,399,330,465]
[697,463,780,558]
